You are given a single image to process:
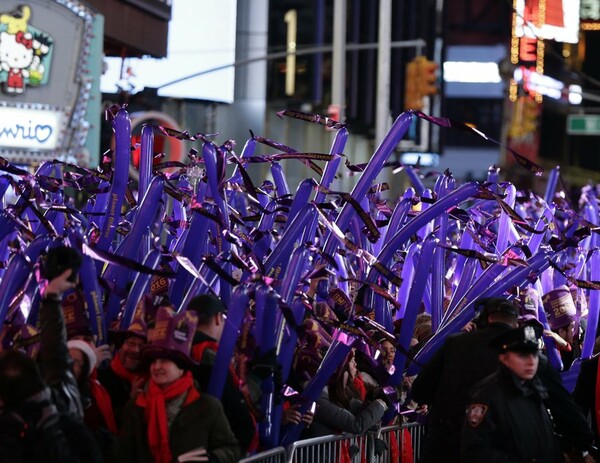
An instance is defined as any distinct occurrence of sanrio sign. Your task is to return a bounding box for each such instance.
[0,1,96,164]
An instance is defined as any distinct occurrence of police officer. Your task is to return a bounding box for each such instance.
[461,325,563,462]
[411,298,520,462]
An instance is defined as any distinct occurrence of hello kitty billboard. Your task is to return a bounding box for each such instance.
[0,1,97,165]
[0,5,54,95]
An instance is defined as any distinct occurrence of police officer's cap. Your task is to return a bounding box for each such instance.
[489,325,542,354]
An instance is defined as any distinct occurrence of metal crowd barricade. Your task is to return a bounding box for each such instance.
[241,422,426,463]
[239,446,287,463]
[377,422,426,463]
[286,432,371,462]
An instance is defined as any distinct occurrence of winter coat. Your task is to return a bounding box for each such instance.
[117,391,240,463]
[461,364,563,463]
[304,386,387,438]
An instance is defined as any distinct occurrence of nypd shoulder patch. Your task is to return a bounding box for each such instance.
[466,403,488,427]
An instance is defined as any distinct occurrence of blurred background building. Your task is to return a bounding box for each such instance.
[1,0,599,196]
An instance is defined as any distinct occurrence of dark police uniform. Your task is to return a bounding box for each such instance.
[461,326,563,463]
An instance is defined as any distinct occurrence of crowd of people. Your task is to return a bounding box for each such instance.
[1,243,600,463]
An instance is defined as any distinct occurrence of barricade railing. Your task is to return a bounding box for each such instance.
[239,446,287,463]
[286,432,371,463]
[238,422,425,463]
[377,422,425,463]
[283,422,425,463]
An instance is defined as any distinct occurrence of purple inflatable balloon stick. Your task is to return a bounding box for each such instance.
[253,200,278,261]
[395,242,419,319]
[120,248,162,329]
[207,284,251,399]
[0,175,11,202]
[202,142,232,306]
[280,336,357,446]
[103,175,165,322]
[0,234,55,332]
[279,246,310,306]
[525,204,554,256]
[391,234,437,384]
[451,224,475,287]
[97,107,131,252]
[322,112,414,257]
[179,265,220,312]
[0,252,31,333]
[533,279,563,370]
[168,206,213,308]
[404,166,426,196]
[543,166,560,204]
[409,251,553,375]
[228,137,256,185]
[164,178,188,250]
[79,254,107,344]
[312,127,347,205]
[138,124,154,201]
[271,162,290,198]
[486,165,500,191]
[496,183,516,255]
[254,284,282,448]
[444,257,478,325]
[431,175,455,331]
[415,189,434,241]
[582,249,600,358]
[371,182,480,279]
[0,231,16,280]
[263,205,316,277]
[288,178,318,225]
[381,189,416,246]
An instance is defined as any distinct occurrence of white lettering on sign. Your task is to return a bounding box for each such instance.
[0,107,64,150]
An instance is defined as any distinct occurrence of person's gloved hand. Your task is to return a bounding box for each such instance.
[373,437,388,457]
[367,387,394,409]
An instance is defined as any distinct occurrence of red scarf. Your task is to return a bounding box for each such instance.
[89,369,118,434]
[135,371,200,463]
[191,340,219,363]
[353,375,367,401]
[111,354,145,384]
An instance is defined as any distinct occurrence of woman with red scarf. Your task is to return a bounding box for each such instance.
[117,307,239,463]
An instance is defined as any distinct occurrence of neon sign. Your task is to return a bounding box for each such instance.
[0,106,64,150]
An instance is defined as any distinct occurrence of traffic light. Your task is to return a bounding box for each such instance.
[416,56,439,96]
[404,56,439,111]
[404,59,423,111]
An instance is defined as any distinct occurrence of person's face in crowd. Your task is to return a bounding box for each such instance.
[380,340,396,370]
[499,351,539,380]
[150,358,184,388]
[118,336,145,371]
[558,320,576,345]
[69,347,86,380]
[348,353,358,379]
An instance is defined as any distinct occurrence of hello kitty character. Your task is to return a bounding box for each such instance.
[0,30,35,94]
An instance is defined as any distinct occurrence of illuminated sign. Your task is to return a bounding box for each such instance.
[0,1,96,165]
[515,0,581,43]
[0,5,54,95]
[0,106,65,150]
[581,0,600,29]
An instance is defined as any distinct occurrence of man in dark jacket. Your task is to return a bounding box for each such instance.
[187,294,258,456]
[411,298,520,462]
[573,354,600,438]
[461,325,563,462]
[412,297,595,462]
[0,261,101,463]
